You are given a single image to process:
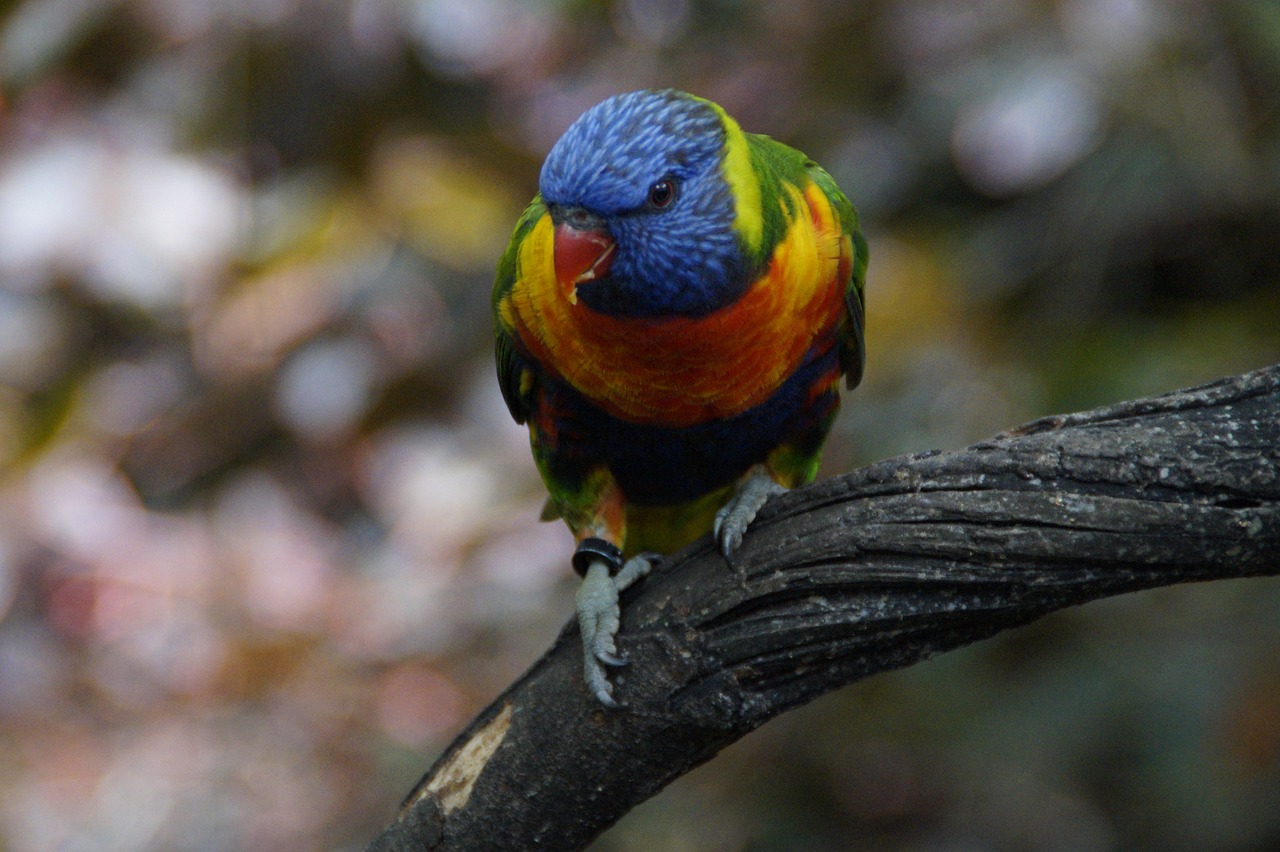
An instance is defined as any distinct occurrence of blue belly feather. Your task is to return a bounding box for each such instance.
[538,343,840,506]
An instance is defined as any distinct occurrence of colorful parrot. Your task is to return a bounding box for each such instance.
[493,89,867,706]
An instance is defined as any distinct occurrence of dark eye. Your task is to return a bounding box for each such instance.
[647,179,676,209]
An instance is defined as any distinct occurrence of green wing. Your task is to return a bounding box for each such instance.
[493,194,569,524]
[746,134,867,390]
[493,196,548,425]
[807,163,867,389]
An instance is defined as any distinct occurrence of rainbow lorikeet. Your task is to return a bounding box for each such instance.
[494,89,867,706]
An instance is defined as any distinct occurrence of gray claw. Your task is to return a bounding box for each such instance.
[575,554,657,707]
[716,522,744,560]
[585,659,619,708]
[596,649,628,667]
[715,467,787,559]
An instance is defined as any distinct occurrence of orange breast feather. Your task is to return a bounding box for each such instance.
[501,182,851,427]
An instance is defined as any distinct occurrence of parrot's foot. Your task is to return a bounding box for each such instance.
[714,466,787,559]
[575,553,657,708]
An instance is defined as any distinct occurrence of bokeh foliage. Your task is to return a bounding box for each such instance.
[0,0,1277,849]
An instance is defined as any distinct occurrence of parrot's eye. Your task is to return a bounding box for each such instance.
[647,179,676,209]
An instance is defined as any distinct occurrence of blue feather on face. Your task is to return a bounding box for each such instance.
[538,89,749,318]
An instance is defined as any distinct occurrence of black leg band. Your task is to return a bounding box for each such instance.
[573,538,623,577]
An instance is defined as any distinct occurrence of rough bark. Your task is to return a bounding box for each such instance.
[369,364,1280,851]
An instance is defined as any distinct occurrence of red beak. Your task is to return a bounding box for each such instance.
[553,223,615,303]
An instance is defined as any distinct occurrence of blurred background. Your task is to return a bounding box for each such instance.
[0,0,1278,848]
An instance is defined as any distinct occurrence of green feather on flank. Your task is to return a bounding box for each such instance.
[494,197,548,425]
[806,162,868,390]
[539,497,560,522]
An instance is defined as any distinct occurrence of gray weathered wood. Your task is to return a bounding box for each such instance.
[369,364,1280,851]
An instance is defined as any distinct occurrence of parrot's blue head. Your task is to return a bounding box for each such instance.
[539,89,749,317]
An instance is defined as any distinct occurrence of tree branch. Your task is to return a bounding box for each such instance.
[369,364,1280,851]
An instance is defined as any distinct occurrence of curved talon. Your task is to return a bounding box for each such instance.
[585,662,619,708]
[596,649,628,667]
[715,515,744,559]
